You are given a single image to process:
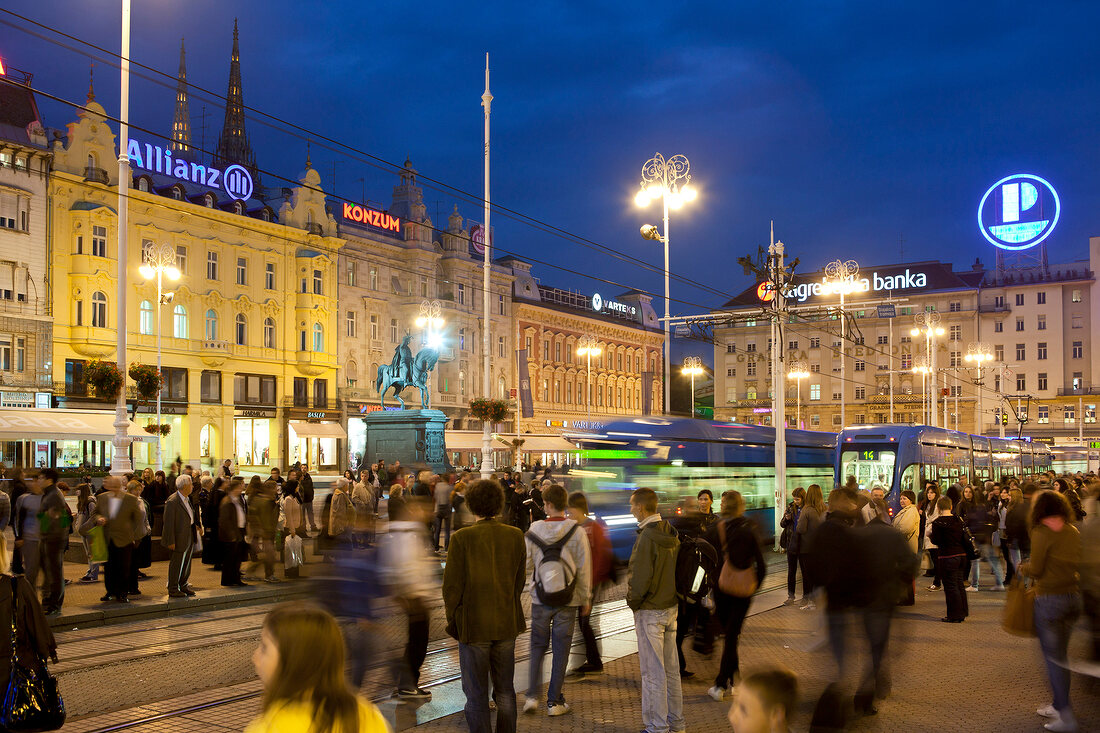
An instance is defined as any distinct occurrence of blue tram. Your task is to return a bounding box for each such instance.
[567,418,836,562]
[835,424,1052,510]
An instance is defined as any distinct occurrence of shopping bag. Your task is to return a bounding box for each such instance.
[1002,578,1035,637]
[919,551,932,572]
[284,535,303,570]
[87,526,108,564]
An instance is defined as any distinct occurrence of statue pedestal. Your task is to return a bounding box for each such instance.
[361,409,450,474]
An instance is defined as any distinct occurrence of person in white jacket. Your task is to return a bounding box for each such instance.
[523,484,591,717]
[379,496,438,700]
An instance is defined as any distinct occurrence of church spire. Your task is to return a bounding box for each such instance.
[213,19,258,184]
[170,37,192,157]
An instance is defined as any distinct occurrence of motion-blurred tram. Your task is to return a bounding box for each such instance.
[835,424,1052,510]
[567,418,836,562]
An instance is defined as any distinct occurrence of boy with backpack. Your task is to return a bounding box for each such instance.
[523,484,591,717]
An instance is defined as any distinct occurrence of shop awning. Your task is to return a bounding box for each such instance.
[0,408,154,442]
[446,431,501,452]
[516,435,579,452]
[288,420,347,440]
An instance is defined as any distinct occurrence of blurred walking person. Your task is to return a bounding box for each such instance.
[75,482,101,583]
[794,484,826,610]
[565,491,613,679]
[85,475,142,603]
[443,479,526,733]
[433,474,454,552]
[36,469,69,615]
[219,479,248,586]
[162,474,198,597]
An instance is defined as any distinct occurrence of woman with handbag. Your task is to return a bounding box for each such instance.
[707,490,766,703]
[1019,490,1082,733]
[920,484,944,590]
[781,487,805,606]
[794,484,826,610]
[930,497,969,623]
[75,483,102,583]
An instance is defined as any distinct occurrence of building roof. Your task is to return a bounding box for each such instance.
[0,68,46,149]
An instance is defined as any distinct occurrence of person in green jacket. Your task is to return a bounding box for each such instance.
[443,479,526,733]
[628,487,684,733]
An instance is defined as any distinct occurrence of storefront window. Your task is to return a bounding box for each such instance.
[235,418,270,467]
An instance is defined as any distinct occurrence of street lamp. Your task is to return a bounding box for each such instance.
[823,259,860,429]
[139,242,180,470]
[415,299,444,405]
[911,311,945,427]
[965,342,993,435]
[912,359,933,424]
[787,362,810,429]
[576,335,602,426]
[112,0,134,475]
[681,356,704,418]
[636,152,696,417]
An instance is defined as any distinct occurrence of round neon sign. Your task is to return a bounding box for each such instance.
[756,281,776,302]
[978,174,1060,251]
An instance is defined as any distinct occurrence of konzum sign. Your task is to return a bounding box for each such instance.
[342,202,401,233]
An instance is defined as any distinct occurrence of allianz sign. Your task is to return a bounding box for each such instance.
[127,139,255,201]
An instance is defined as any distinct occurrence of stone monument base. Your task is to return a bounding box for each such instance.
[361,409,450,474]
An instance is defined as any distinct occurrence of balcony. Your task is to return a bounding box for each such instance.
[338,387,374,402]
[0,371,52,391]
[201,339,229,353]
[978,303,1010,313]
[294,350,336,376]
[281,397,339,410]
[83,167,109,184]
[1058,387,1100,396]
[436,393,457,405]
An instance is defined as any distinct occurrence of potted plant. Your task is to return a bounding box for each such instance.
[142,424,171,436]
[84,359,124,400]
[468,397,511,425]
[128,363,163,402]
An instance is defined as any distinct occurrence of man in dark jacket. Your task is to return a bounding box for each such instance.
[162,474,197,597]
[85,476,142,603]
[36,469,69,616]
[299,464,318,533]
[627,487,684,733]
[443,479,526,733]
[1006,481,1036,560]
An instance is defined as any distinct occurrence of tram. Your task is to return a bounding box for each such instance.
[1051,444,1100,474]
[567,418,836,561]
[835,424,1052,510]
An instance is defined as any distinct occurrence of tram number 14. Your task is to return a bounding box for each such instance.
[860,450,879,460]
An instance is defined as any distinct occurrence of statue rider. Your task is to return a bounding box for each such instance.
[391,333,414,383]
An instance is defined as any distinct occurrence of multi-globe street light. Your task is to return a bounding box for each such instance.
[139,242,181,471]
[636,153,697,417]
[681,356,704,418]
[912,358,933,424]
[823,259,859,428]
[576,335,602,426]
[911,311,945,427]
[965,342,994,435]
[787,361,810,429]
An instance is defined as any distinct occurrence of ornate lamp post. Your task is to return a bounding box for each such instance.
[787,361,810,429]
[681,356,703,418]
[415,299,444,405]
[636,153,697,417]
[911,311,945,427]
[965,342,993,435]
[576,335,602,426]
[139,242,180,470]
[823,259,859,429]
[912,358,933,424]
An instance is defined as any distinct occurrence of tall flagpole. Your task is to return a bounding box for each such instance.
[480,54,494,479]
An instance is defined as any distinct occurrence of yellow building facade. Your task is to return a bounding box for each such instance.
[49,92,344,473]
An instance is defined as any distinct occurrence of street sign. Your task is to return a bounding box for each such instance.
[877,304,896,319]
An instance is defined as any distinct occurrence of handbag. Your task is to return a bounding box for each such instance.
[717,520,759,598]
[284,535,304,570]
[1002,577,1036,637]
[961,525,980,561]
[87,526,108,564]
[0,578,65,731]
[919,550,932,572]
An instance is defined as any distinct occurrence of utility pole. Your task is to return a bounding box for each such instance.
[769,233,787,551]
[479,54,494,478]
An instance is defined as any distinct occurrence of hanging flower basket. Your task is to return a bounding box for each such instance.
[128,363,163,401]
[469,397,511,425]
[84,359,124,400]
[143,423,171,436]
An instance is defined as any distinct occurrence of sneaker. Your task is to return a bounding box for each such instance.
[992,585,1006,592]
[396,687,431,699]
[928,584,940,591]
[79,574,98,584]
[1044,713,1078,732]
[523,697,539,714]
[783,596,798,606]
[547,703,572,717]
[799,601,816,611]
[965,586,978,593]
[264,576,281,583]
[707,685,728,702]
[1038,704,1059,718]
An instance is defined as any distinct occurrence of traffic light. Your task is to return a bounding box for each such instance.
[1001,412,1009,426]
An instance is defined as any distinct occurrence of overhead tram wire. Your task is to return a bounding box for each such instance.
[0,9,740,306]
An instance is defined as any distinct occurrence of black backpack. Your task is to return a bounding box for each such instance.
[675,535,719,604]
[526,524,579,607]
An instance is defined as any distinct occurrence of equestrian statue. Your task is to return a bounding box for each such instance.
[376,333,440,409]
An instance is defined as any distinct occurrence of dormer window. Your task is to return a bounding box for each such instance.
[14,157,26,171]
[260,209,271,222]
[137,178,150,192]
[171,187,182,200]
[204,194,215,208]
[234,202,243,215]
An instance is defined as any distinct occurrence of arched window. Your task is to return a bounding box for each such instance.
[138,300,153,335]
[171,186,182,201]
[312,322,324,352]
[234,202,243,215]
[263,318,276,348]
[369,363,379,393]
[346,361,357,385]
[204,193,215,208]
[91,291,107,327]
[86,153,97,170]
[205,309,218,340]
[137,178,150,192]
[235,313,247,346]
[260,208,271,221]
[498,376,507,399]
[173,305,188,339]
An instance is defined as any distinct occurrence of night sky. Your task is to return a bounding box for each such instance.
[3,1,1098,363]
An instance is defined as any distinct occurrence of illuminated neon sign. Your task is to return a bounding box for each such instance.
[756,281,775,302]
[591,292,637,316]
[127,139,253,200]
[978,174,1060,251]
[341,202,400,233]
[757,269,929,303]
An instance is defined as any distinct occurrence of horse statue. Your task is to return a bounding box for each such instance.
[376,346,440,409]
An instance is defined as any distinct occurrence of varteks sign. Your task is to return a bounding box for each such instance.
[128,139,254,201]
[591,292,637,316]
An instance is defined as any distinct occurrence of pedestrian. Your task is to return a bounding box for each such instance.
[523,484,591,717]
[219,479,248,587]
[443,479,526,733]
[327,477,353,552]
[727,668,798,733]
[709,490,766,702]
[379,496,436,700]
[301,464,319,533]
[84,475,142,603]
[36,469,69,616]
[246,480,280,583]
[930,496,969,623]
[781,487,805,606]
[507,482,530,531]
[433,474,454,552]
[973,485,1006,591]
[75,482,101,584]
[128,479,153,591]
[162,474,198,597]
[920,483,944,590]
[1080,479,1100,663]
[145,470,170,536]
[452,481,473,531]
[12,471,45,590]
[793,484,826,610]
[350,472,376,548]
[1020,490,1082,733]
[565,490,612,680]
[245,601,391,732]
[1006,483,1035,577]
[627,487,684,733]
[892,489,920,604]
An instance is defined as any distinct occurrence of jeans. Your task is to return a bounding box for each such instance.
[579,588,604,668]
[939,555,968,621]
[786,552,800,597]
[20,538,40,589]
[798,553,816,598]
[858,605,893,699]
[714,593,752,689]
[970,542,1004,588]
[459,638,517,733]
[303,500,317,530]
[433,512,452,551]
[675,600,712,672]
[397,601,430,690]
[81,535,100,578]
[527,603,576,705]
[40,537,65,611]
[634,607,685,733]
[1083,588,1100,662]
[1034,593,1082,714]
[927,548,941,587]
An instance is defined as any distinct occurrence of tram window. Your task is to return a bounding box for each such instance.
[899,464,918,495]
[839,450,896,491]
